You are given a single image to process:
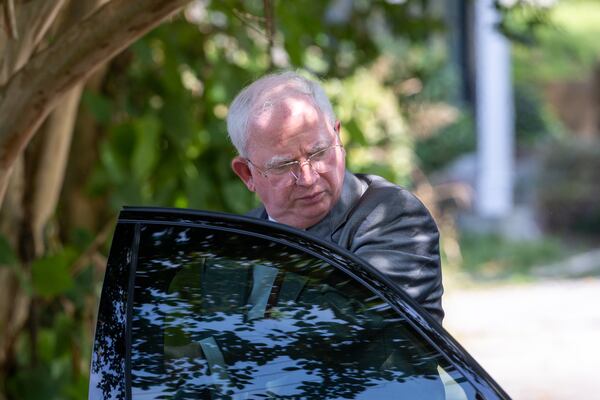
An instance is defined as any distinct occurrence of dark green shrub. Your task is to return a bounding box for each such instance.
[414,112,475,174]
[514,84,559,145]
[537,139,600,238]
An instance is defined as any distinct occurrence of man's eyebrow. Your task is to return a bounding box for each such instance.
[265,154,295,168]
[308,140,330,153]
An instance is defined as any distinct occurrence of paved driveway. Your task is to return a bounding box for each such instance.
[443,278,600,399]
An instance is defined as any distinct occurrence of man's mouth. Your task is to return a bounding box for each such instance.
[297,191,325,202]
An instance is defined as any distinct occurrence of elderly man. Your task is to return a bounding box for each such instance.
[228,71,444,323]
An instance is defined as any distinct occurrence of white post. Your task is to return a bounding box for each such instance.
[474,0,514,218]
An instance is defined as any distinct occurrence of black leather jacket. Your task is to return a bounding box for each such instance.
[247,171,445,323]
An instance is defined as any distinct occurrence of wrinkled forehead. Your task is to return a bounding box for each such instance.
[249,91,323,132]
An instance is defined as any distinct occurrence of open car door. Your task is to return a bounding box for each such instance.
[89,207,510,400]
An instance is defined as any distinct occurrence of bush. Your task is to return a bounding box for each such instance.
[537,139,600,238]
[414,112,475,174]
[514,84,559,145]
[459,232,566,281]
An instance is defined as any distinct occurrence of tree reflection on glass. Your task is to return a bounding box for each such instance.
[89,224,133,400]
[129,225,448,399]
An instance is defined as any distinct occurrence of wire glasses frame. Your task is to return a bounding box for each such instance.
[246,144,344,188]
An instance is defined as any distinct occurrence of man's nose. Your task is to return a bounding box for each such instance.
[295,161,318,186]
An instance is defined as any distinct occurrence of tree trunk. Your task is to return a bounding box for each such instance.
[28,85,84,256]
[0,0,191,389]
[0,0,66,83]
[0,1,68,387]
[0,0,190,208]
[21,0,109,256]
[60,65,109,236]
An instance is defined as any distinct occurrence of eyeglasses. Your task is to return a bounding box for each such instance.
[246,144,344,188]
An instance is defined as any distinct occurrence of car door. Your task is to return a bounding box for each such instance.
[89,207,510,400]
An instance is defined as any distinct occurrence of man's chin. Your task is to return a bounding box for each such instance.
[300,206,332,228]
[275,207,329,229]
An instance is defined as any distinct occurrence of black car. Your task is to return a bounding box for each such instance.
[89,207,510,399]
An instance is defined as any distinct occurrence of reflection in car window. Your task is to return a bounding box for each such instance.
[131,224,477,399]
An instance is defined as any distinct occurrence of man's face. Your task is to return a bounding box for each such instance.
[232,95,345,229]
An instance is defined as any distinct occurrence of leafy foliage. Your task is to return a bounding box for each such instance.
[31,249,77,299]
[414,112,475,174]
[514,83,561,145]
[537,138,600,238]
[0,235,18,267]
[459,232,566,282]
[91,18,260,213]
[495,0,554,46]
[512,0,600,84]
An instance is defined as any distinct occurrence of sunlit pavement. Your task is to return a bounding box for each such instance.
[443,278,600,400]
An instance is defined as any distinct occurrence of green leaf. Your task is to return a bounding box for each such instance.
[344,119,367,146]
[132,115,161,180]
[0,235,18,266]
[37,328,58,363]
[54,313,77,356]
[82,91,112,125]
[222,180,255,214]
[185,172,209,208]
[31,249,77,299]
[68,228,94,252]
[6,365,61,400]
[99,140,125,184]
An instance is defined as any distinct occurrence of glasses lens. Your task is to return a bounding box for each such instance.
[267,173,295,188]
[260,145,341,188]
[267,163,294,176]
[310,146,338,173]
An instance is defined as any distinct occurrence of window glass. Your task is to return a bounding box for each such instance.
[131,224,477,399]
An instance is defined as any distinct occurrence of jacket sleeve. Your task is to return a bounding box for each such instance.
[349,186,444,323]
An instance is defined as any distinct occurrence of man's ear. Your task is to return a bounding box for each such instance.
[334,120,341,137]
[231,156,255,192]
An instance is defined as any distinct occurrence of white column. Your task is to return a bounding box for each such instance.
[474,0,515,218]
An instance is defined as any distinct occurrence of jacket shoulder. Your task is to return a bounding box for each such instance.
[353,174,432,218]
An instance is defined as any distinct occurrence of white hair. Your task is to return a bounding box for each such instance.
[226,71,336,157]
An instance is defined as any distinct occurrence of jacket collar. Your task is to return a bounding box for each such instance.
[306,170,366,239]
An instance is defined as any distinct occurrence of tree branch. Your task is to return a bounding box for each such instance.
[2,0,18,39]
[263,0,274,69]
[0,0,190,208]
[29,85,83,257]
[0,0,67,84]
[26,0,107,257]
[70,217,113,277]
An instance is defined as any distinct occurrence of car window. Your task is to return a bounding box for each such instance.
[129,223,478,399]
